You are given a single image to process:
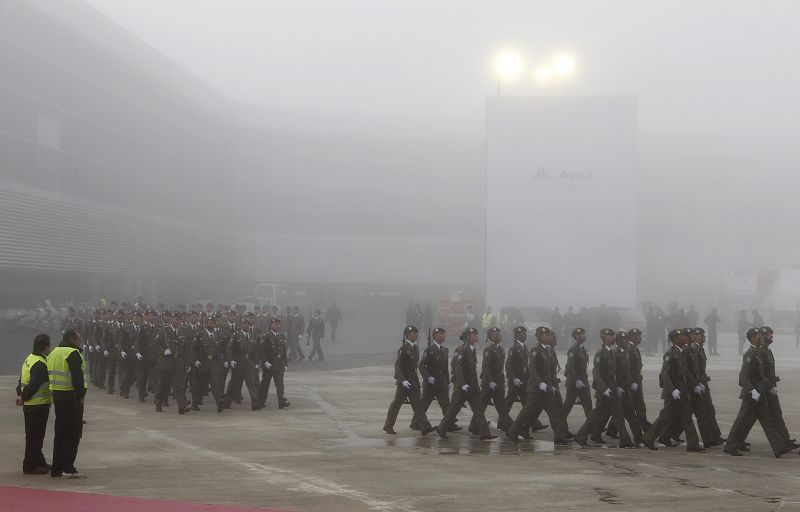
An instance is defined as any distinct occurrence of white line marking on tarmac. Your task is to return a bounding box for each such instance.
[136,428,419,512]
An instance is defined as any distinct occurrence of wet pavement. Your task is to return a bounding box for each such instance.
[2,333,800,511]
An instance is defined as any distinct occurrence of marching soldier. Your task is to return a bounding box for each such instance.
[413,327,459,430]
[223,319,263,410]
[136,309,159,403]
[154,313,190,414]
[563,327,592,422]
[384,326,435,435]
[259,317,291,409]
[642,329,704,451]
[102,311,125,394]
[306,309,326,361]
[61,308,83,336]
[472,327,513,433]
[118,311,141,399]
[759,327,797,449]
[604,331,644,444]
[575,328,635,448]
[505,326,571,444]
[437,328,495,439]
[725,327,794,457]
[504,326,547,437]
[627,328,649,429]
[85,309,103,385]
[287,306,306,361]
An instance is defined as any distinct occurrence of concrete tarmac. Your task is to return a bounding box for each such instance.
[2,332,800,511]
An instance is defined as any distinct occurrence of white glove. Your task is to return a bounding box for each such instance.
[575,379,585,389]
[230,360,237,369]
[461,384,469,392]
[136,353,143,361]
[427,376,436,385]
[223,361,229,369]
[699,383,706,394]
[538,382,548,392]
[489,381,497,391]
[255,364,259,370]
[121,351,127,359]
[512,378,522,387]
[770,387,778,395]
[603,388,611,397]
[103,350,109,357]
[630,382,639,392]
[671,389,681,400]
[751,389,760,401]
[95,345,101,351]
[194,361,201,368]
[694,384,703,395]
[616,387,624,397]
[164,349,172,356]
[401,380,411,389]
[88,345,94,353]
[264,361,273,370]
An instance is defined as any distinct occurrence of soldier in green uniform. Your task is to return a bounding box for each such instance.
[724,327,795,457]
[383,326,435,435]
[758,327,797,449]
[306,309,326,361]
[412,327,460,430]
[642,329,704,451]
[505,327,571,444]
[136,309,159,402]
[259,317,291,409]
[505,326,547,437]
[471,327,513,433]
[86,309,103,386]
[627,328,650,429]
[563,327,592,424]
[694,328,724,443]
[102,311,125,394]
[603,331,644,444]
[192,316,226,412]
[575,328,635,448]
[680,328,724,447]
[118,311,142,399]
[224,319,263,410]
[154,313,190,414]
[437,328,495,439]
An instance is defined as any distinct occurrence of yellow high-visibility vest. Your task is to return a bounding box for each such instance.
[20,354,51,405]
[47,347,87,391]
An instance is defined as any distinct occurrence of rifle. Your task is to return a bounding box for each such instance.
[427,328,432,349]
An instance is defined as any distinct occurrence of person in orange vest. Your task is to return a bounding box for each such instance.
[16,334,53,475]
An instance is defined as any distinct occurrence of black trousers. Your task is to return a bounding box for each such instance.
[259,368,287,405]
[438,388,486,436]
[23,404,50,472]
[728,395,788,456]
[576,393,632,445]
[385,385,432,431]
[224,363,260,407]
[563,385,593,420]
[119,357,137,397]
[51,392,83,475]
[508,389,570,441]
[472,386,513,432]
[308,338,324,360]
[105,357,118,393]
[137,359,157,400]
[643,395,700,449]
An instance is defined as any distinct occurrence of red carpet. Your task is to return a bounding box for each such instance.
[0,486,289,512]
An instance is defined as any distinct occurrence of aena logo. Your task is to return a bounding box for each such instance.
[533,167,593,183]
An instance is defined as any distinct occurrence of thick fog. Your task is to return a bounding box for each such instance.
[2,0,800,330]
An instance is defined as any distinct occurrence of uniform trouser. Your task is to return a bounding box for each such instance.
[288,337,305,360]
[708,332,718,354]
[193,370,224,408]
[23,404,50,472]
[259,368,287,405]
[643,396,700,448]
[88,350,97,383]
[705,386,723,439]
[119,357,137,396]
[471,386,513,432]
[51,391,83,475]
[727,396,788,456]
[605,391,645,442]
[505,385,546,431]
[224,363,260,406]
[766,392,791,442]
[577,393,632,445]
[630,384,650,428]
[156,367,187,409]
[508,390,569,440]
[137,359,157,400]
[438,388,487,436]
[411,384,450,427]
[670,393,720,445]
[308,338,324,360]
[105,357,118,393]
[330,322,338,342]
[95,354,107,387]
[385,385,433,431]
[563,385,593,420]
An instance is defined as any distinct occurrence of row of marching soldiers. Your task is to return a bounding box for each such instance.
[383,324,798,456]
[61,306,306,414]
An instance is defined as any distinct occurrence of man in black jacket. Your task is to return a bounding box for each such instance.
[17,333,52,475]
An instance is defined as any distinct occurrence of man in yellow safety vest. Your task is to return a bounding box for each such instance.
[16,334,52,475]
